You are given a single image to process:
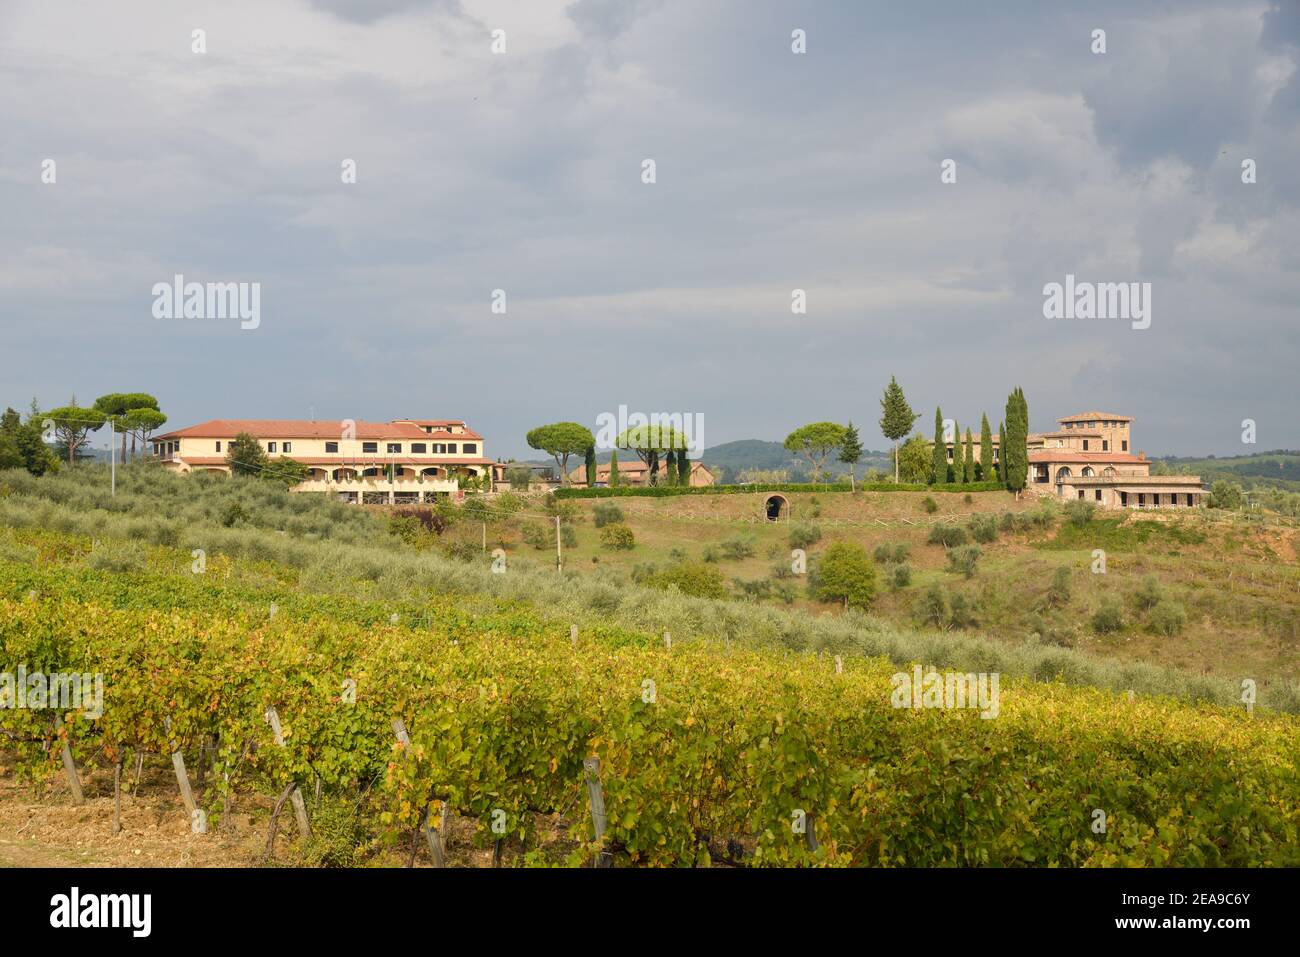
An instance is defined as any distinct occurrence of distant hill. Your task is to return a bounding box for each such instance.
[1156,450,1300,493]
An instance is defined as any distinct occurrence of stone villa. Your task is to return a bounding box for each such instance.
[941,411,1203,509]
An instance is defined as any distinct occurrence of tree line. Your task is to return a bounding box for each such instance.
[781,377,1029,492]
[0,393,167,474]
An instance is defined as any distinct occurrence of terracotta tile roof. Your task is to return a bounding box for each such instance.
[153,419,482,441]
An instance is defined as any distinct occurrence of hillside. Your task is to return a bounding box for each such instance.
[1157,449,1300,493]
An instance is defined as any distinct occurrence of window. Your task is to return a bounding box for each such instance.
[1095,490,1102,501]
[463,443,477,454]
[362,442,378,453]
[267,442,277,453]
[283,442,292,453]
[1088,421,1096,428]
[446,444,459,454]
[215,441,222,452]
[411,443,427,453]
[1102,440,1109,451]
[387,443,402,454]
[1078,490,1085,499]
[1122,440,1128,451]
[1083,440,1089,451]
[326,441,339,453]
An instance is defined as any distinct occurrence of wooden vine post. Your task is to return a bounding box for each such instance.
[583,757,613,868]
[162,716,198,827]
[265,707,310,839]
[392,718,445,867]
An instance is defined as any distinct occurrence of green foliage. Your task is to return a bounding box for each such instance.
[931,407,947,485]
[720,538,756,560]
[783,422,848,484]
[839,421,863,488]
[1092,598,1126,634]
[0,408,57,476]
[44,404,107,465]
[1208,480,1244,510]
[945,544,982,578]
[585,445,597,487]
[592,502,625,528]
[921,495,939,514]
[638,561,729,599]
[918,582,949,628]
[554,481,1004,499]
[599,524,635,550]
[1149,600,1188,637]
[967,514,998,544]
[928,524,968,547]
[787,522,822,549]
[226,432,268,477]
[811,541,877,609]
[878,376,920,483]
[963,428,975,484]
[873,542,909,564]
[608,450,620,487]
[506,466,533,489]
[526,422,597,486]
[1045,566,1072,609]
[521,522,550,549]
[1134,575,1163,612]
[1002,388,1029,493]
[897,434,932,483]
[891,563,912,589]
[979,414,994,482]
[1064,499,1097,527]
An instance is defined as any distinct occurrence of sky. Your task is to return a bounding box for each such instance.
[2,0,1298,459]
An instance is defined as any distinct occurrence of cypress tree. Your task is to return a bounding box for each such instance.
[1003,388,1029,495]
[997,420,1007,484]
[677,446,690,485]
[964,428,975,483]
[931,407,947,486]
[878,376,920,483]
[609,449,620,487]
[665,449,677,487]
[979,414,993,482]
[585,445,597,487]
[949,421,959,483]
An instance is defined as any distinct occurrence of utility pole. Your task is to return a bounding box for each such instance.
[555,516,563,574]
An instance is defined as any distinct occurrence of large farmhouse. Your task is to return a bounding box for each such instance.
[941,411,1203,509]
[150,418,502,504]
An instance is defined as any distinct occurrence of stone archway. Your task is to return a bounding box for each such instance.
[765,494,789,521]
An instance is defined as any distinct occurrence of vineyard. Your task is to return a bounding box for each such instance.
[2,528,1299,866]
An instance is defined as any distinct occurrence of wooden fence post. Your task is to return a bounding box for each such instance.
[392,718,445,867]
[583,757,613,868]
[265,707,310,840]
[53,717,84,805]
[163,716,200,831]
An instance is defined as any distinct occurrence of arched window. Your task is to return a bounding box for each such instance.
[1055,466,1072,482]
[1102,466,1116,477]
[1081,467,1095,477]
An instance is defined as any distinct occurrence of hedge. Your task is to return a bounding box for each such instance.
[554,481,1008,500]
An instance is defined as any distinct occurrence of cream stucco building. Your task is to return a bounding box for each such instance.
[150,418,502,504]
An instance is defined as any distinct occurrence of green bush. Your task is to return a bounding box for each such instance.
[967,514,998,544]
[640,561,728,600]
[521,523,549,550]
[1045,566,1072,608]
[720,538,756,560]
[1149,600,1188,636]
[1208,480,1244,510]
[561,524,578,549]
[553,481,1006,499]
[921,496,939,514]
[949,591,978,628]
[599,524,635,550]
[891,563,912,589]
[701,545,720,563]
[946,544,982,578]
[1092,598,1125,634]
[1134,575,1163,612]
[1064,499,1097,527]
[788,522,822,549]
[811,541,877,610]
[928,524,968,547]
[592,502,625,528]
[918,582,949,628]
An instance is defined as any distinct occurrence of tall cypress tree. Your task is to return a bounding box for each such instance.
[878,376,920,483]
[997,420,1007,484]
[949,421,959,483]
[979,414,993,482]
[931,407,947,486]
[1003,388,1029,495]
[964,428,975,483]
[609,449,620,487]
[585,445,597,487]
[677,446,690,485]
[665,449,677,487]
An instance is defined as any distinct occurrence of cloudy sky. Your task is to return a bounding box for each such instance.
[2,0,1298,458]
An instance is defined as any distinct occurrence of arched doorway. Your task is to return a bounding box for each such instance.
[765,494,789,521]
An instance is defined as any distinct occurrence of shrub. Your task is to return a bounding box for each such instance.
[733,577,773,601]
[774,582,798,605]
[788,522,822,549]
[1208,480,1244,510]
[891,563,912,589]
[493,493,526,514]
[1028,503,1056,529]
[521,523,549,550]
[946,545,982,578]
[928,524,967,547]
[1064,499,1097,527]
[949,592,978,629]
[967,514,998,544]
[1045,566,1072,608]
[721,538,756,560]
[963,493,973,505]
[872,542,909,564]
[1149,600,1188,636]
[1134,575,1163,612]
[1092,598,1125,634]
[443,540,479,563]
[560,524,578,549]
[702,545,720,563]
[639,561,728,599]
[812,541,877,610]
[918,582,949,628]
[600,524,635,550]
[592,502,625,528]
[220,501,247,528]
[921,496,939,514]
